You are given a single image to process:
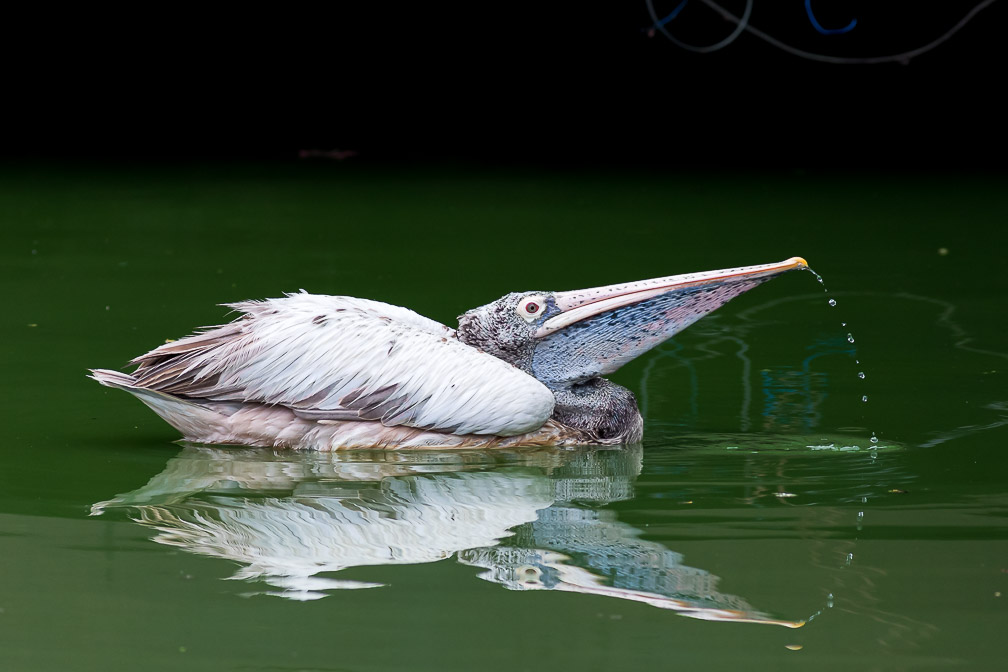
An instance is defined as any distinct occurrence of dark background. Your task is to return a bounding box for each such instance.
[5,1,1004,169]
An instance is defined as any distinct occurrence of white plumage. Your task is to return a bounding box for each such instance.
[92,293,556,449]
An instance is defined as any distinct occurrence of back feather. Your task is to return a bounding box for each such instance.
[119,293,554,437]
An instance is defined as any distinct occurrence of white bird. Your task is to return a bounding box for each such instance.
[90,257,808,450]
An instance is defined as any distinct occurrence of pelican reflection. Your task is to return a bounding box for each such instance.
[92,444,801,626]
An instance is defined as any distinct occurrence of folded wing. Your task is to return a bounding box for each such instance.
[128,293,554,436]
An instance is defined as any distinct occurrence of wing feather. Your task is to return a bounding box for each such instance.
[130,293,554,436]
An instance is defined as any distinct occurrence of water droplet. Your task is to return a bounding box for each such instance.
[862,395,868,402]
[828,298,837,307]
[846,333,855,343]
[827,593,835,608]
[845,552,854,566]
[857,371,865,379]
[870,434,878,444]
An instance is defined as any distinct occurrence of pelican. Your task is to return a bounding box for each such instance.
[91,257,808,450]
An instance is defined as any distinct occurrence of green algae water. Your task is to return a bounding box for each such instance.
[1,161,1006,671]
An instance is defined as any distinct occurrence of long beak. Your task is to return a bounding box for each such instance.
[530,257,807,384]
[536,257,807,337]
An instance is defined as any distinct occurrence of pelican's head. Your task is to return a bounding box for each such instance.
[457,257,809,388]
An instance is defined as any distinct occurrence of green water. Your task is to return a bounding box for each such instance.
[2,162,1006,670]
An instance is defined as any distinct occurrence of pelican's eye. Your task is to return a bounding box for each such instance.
[517,295,545,323]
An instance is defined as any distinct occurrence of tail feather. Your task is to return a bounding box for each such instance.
[89,368,140,390]
[90,368,202,406]
[90,368,227,440]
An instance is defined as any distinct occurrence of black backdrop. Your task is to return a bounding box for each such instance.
[5,2,1004,169]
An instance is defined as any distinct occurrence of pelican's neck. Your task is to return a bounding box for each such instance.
[549,378,643,444]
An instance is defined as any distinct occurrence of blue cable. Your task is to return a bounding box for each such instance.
[805,0,857,35]
[656,0,689,28]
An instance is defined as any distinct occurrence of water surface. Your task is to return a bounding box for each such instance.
[1,163,1005,670]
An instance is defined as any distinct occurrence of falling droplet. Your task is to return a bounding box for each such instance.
[827,593,835,608]
[803,266,876,423]
[870,433,879,444]
[845,553,854,566]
